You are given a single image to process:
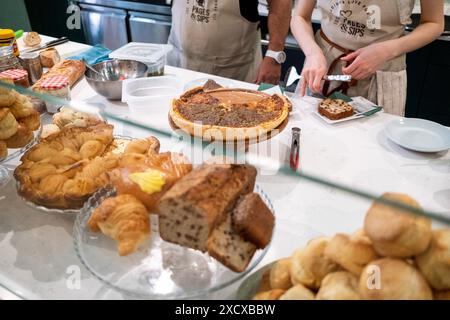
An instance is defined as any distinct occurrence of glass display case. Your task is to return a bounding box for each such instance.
[0,70,449,300]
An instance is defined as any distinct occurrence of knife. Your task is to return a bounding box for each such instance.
[21,37,69,54]
[283,66,352,89]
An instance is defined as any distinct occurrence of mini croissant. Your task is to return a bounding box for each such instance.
[88,194,150,256]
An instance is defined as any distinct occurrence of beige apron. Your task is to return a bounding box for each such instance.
[167,0,262,82]
[316,0,415,116]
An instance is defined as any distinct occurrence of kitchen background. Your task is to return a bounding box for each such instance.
[1,0,450,125]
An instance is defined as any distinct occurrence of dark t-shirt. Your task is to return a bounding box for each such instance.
[239,0,260,23]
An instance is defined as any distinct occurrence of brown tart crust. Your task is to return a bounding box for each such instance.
[170,85,291,141]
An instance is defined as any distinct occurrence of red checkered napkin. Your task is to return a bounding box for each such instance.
[0,68,28,80]
[40,75,69,89]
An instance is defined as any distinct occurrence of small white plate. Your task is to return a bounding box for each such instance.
[384,118,450,153]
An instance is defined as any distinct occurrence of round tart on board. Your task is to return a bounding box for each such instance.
[169,82,291,142]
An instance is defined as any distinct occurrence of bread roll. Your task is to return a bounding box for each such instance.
[0,141,7,160]
[0,80,17,107]
[40,48,61,68]
[19,109,40,131]
[325,232,378,275]
[290,237,339,289]
[364,193,432,258]
[269,258,293,290]
[253,289,285,300]
[24,32,41,47]
[416,229,450,290]
[316,271,360,300]
[359,258,433,300]
[279,284,315,300]
[4,122,33,148]
[0,108,18,139]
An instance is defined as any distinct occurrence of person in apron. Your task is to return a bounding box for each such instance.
[167,0,291,83]
[291,0,444,115]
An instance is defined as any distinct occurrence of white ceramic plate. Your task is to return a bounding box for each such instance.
[384,118,450,153]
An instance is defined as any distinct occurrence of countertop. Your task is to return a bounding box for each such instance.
[0,36,449,299]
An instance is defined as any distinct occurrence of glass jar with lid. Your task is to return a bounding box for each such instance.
[0,44,22,73]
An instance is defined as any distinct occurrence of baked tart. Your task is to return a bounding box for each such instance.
[170,81,291,142]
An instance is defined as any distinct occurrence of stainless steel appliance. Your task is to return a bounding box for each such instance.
[129,11,171,44]
[77,0,172,49]
[79,3,128,50]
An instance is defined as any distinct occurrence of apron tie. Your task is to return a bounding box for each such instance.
[320,30,358,96]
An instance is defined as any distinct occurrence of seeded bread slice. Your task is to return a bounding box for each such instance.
[207,213,257,273]
[158,164,256,252]
[318,98,354,120]
[233,193,274,249]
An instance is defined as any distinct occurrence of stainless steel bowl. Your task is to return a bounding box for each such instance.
[85,59,148,100]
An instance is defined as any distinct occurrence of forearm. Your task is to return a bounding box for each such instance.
[385,22,444,59]
[290,0,322,57]
[267,0,292,51]
[383,0,444,60]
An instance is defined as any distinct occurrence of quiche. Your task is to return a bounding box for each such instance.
[170,83,291,142]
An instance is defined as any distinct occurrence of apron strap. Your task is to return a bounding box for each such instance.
[319,30,358,96]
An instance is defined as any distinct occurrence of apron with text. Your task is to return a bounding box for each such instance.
[167,0,262,82]
[316,0,415,115]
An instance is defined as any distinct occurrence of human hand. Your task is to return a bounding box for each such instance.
[254,57,281,85]
[341,42,394,80]
[299,51,328,96]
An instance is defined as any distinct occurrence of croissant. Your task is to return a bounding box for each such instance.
[88,195,150,256]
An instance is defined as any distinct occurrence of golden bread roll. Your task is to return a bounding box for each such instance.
[269,258,293,290]
[325,232,378,275]
[316,271,360,300]
[257,269,272,293]
[0,85,17,107]
[87,194,150,256]
[19,109,40,131]
[4,123,33,148]
[359,258,433,300]
[0,141,7,160]
[290,237,339,289]
[9,94,34,118]
[124,136,160,155]
[253,289,285,300]
[0,108,18,139]
[364,193,432,258]
[434,290,450,300]
[24,31,41,47]
[279,284,315,300]
[416,229,450,290]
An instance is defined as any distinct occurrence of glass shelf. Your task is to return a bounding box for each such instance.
[0,74,448,299]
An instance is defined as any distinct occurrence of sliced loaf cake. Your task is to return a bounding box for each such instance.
[207,213,257,273]
[158,164,256,252]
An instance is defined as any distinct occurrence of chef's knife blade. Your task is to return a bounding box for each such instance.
[21,37,69,54]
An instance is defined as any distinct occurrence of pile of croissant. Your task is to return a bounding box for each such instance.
[253,193,450,300]
[0,79,41,160]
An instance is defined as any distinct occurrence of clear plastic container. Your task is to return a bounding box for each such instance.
[110,43,172,76]
[122,76,182,120]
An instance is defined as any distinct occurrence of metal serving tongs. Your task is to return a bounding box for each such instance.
[282,66,352,94]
